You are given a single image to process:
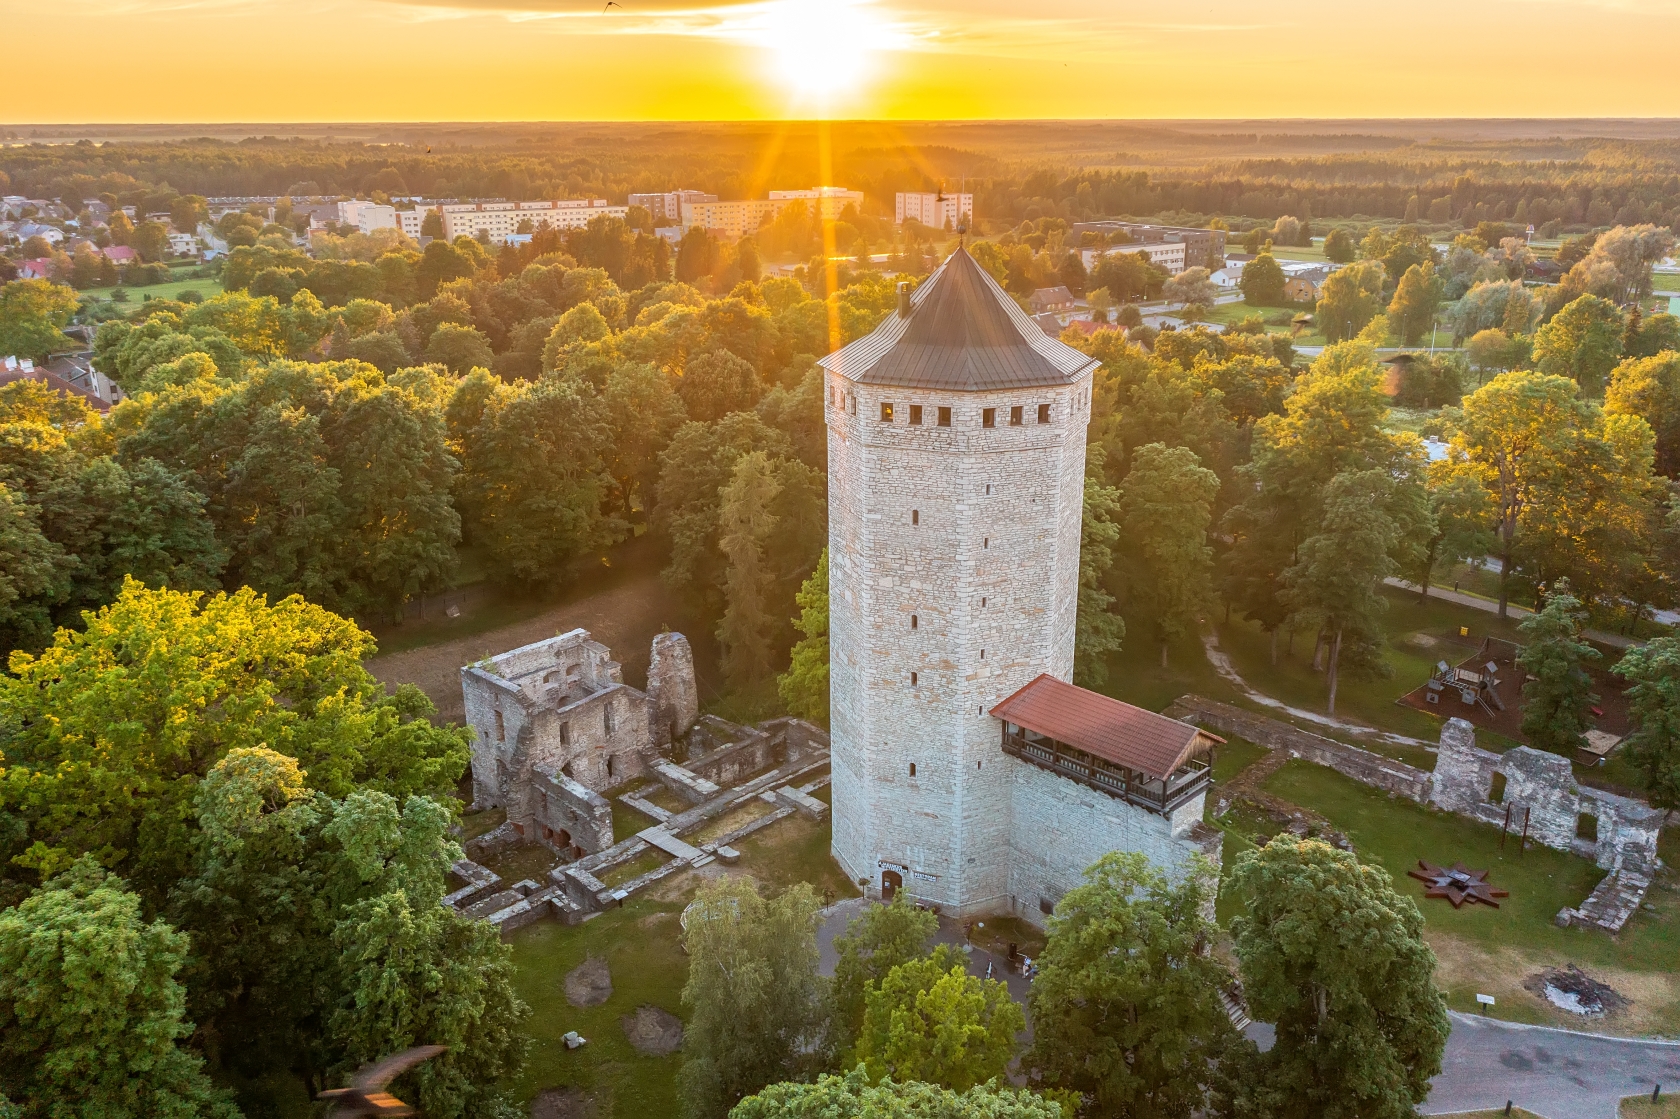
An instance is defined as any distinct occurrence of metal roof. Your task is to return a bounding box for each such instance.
[990,674,1220,780]
[818,247,1099,392]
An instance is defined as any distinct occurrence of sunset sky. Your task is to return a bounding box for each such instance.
[10,0,1680,122]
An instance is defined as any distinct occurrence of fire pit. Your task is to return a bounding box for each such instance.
[1407,860,1509,908]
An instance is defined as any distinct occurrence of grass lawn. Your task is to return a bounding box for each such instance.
[1088,625,1240,714]
[1651,272,1680,294]
[1256,761,1680,1035]
[506,897,690,1116]
[79,275,225,304]
[1213,586,1530,762]
[1211,734,1268,785]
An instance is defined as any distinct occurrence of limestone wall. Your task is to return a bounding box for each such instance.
[1005,760,1218,928]
[1163,695,1433,802]
[826,371,1094,917]
[531,766,615,855]
[647,632,699,746]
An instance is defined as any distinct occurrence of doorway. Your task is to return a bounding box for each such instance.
[881,869,903,901]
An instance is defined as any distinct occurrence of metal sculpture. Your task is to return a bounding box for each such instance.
[318,1045,447,1117]
[1407,860,1508,908]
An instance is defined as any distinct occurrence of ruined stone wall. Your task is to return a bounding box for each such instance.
[646,632,699,747]
[531,766,615,855]
[683,726,776,788]
[461,667,531,810]
[1163,695,1433,801]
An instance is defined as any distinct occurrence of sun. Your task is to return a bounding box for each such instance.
[752,0,902,105]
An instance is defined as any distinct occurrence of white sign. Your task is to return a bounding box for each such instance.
[911,870,938,882]
[877,860,908,873]
[1476,993,1496,1007]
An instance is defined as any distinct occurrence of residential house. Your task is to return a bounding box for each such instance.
[167,232,200,257]
[0,356,112,413]
[17,259,55,280]
[102,245,139,266]
[1029,286,1077,315]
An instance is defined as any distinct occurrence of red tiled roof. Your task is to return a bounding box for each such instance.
[102,245,138,262]
[991,674,1219,779]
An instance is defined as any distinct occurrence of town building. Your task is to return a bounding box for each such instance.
[167,232,199,257]
[1080,240,1186,276]
[337,199,399,234]
[397,208,427,239]
[1074,221,1225,270]
[681,187,866,238]
[820,247,1222,923]
[629,189,717,225]
[439,199,629,243]
[0,355,115,412]
[1281,262,1332,301]
[1029,286,1077,315]
[896,191,974,231]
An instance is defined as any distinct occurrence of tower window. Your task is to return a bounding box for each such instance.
[910,671,918,686]
[981,597,986,607]
[986,484,992,495]
[983,537,989,548]
[1038,403,1051,423]
[980,649,985,659]
[880,402,895,422]
[494,709,505,742]
[1010,405,1023,425]
[909,405,923,425]
[559,721,571,746]
[937,406,951,426]
[982,408,996,428]
[911,615,918,629]
[909,763,917,777]
[606,755,616,779]
[912,509,919,525]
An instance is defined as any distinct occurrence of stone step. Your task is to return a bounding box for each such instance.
[638,826,703,861]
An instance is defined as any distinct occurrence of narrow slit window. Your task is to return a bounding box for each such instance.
[910,671,918,686]
[981,597,986,607]
[937,406,951,426]
[880,402,895,422]
[1010,405,1023,425]
[912,509,919,525]
[911,615,918,629]
[982,407,996,428]
[986,484,992,495]
[980,649,985,659]
[1038,403,1051,423]
[909,762,917,777]
[909,404,923,425]
[983,537,989,548]
[559,721,571,747]
[494,709,505,742]
[606,755,616,779]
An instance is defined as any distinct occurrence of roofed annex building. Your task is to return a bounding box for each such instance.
[821,247,1223,923]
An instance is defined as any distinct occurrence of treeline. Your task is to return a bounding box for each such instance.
[679,840,1448,1119]
[0,223,909,659]
[11,132,1680,233]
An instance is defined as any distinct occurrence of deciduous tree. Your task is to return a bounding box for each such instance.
[1533,294,1623,393]
[856,953,1024,1093]
[1517,580,1601,755]
[1117,443,1218,667]
[1238,252,1286,306]
[1218,836,1448,1119]
[777,549,829,724]
[1387,262,1443,345]
[0,278,78,360]
[731,1068,1063,1119]
[1614,635,1680,819]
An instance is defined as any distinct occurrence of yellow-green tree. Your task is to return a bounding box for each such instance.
[777,549,829,723]
[856,953,1025,1093]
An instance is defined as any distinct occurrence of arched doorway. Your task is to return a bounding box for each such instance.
[881,869,903,901]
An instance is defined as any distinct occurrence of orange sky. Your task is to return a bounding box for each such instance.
[8,0,1680,122]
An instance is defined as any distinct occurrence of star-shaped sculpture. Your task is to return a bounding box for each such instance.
[1407,860,1508,909]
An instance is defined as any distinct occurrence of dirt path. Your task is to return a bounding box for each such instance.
[367,573,690,726]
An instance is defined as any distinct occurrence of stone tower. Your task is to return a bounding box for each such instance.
[821,248,1099,916]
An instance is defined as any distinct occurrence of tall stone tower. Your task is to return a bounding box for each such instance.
[822,248,1099,917]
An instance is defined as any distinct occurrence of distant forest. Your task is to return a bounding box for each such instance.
[7,121,1680,232]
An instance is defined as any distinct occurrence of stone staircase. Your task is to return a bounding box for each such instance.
[1219,982,1252,1030]
[1557,855,1656,933]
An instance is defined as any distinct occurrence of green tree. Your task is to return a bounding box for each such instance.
[1449,371,1595,617]
[0,859,239,1119]
[1219,836,1449,1119]
[0,482,64,652]
[1606,352,1680,477]
[1316,261,1386,343]
[1533,294,1623,393]
[1238,252,1286,306]
[1322,227,1357,264]
[0,579,469,895]
[1281,470,1405,714]
[1614,635,1680,819]
[601,359,689,524]
[1117,443,1218,667]
[1387,262,1443,345]
[856,953,1025,1093]
[1408,459,1494,602]
[1516,580,1601,755]
[777,549,829,723]
[0,279,79,360]
[680,348,763,422]
[717,451,782,686]
[131,220,172,262]
[170,194,209,235]
[827,892,939,1053]
[1075,465,1126,686]
[424,321,494,373]
[1024,852,1231,1119]
[680,878,828,1119]
[731,1068,1063,1119]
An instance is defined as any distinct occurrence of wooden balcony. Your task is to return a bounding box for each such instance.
[1001,728,1210,816]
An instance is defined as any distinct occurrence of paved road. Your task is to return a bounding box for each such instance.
[1422,1012,1680,1118]
[1385,577,1638,650]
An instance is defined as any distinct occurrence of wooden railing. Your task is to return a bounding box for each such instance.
[1001,730,1209,816]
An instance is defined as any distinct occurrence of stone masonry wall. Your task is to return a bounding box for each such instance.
[646,632,699,747]
[827,372,1093,917]
[531,765,615,855]
[1007,761,1218,929]
[1163,695,1433,801]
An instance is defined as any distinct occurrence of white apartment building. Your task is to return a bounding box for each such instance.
[628,189,717,224]
[337,200,399,234]
[167,232,200,257]
[896,191,974,231]
[1080,240,1186,276]
[680,187,867,238]
[439,200,630,243]
[398,209,427,239]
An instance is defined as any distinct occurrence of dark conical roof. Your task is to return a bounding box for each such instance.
[817,247,1098,392]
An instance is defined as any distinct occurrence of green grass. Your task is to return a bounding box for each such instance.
[1211,735,1268,785]
[506,897,690,1116]
[612,798,662,844]
[1088,626,1239,713]
[1259,761,1679,978]
[1651,272,1680,294]
[79,276,225,304]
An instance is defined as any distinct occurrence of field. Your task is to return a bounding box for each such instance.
[79,274,225,305]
